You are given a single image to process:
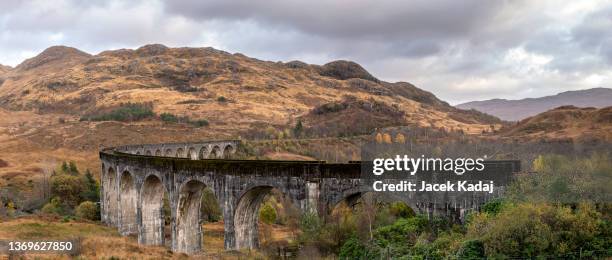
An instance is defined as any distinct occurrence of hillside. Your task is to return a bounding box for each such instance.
[499,105,612,141]
[0,64,11,75]
[0,44,498,135]
[456,88,612,121]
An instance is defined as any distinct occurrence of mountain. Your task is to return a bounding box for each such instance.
[500,105,612,141]
[456,88,612,121]
[0,64,11,74]
[0,44,500,135]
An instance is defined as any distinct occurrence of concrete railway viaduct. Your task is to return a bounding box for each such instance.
[99,140,520,254]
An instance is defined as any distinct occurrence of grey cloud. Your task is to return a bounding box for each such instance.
[0,0,611,104]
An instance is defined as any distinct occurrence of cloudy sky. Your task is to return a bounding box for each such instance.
[1,0,610,104]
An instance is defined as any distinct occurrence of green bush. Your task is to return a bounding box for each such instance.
[75,201,99,220]
[339,235,367,259]
[81,103,154,122]
[190,119,209,127]
[374,215,428,249]
[259,202,277,224]
[160,113,209,127]
[481,198,506,216]
[389,201,415,218]
[467,203,608,258]
[299,212,323,244]
[217,96,227,102]
[41,197,63,215]
[508,152,612,203]
[160,112,179,123]
[51,173,86,208]
[456,239,485,259]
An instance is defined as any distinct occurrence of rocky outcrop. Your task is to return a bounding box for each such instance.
[318,60,378,82]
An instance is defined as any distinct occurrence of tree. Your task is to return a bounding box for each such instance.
[293,119,304,138]
[394,133,406,144]
[68,161,79,175]
[81,169,100,202]
[382,133,392,144]
[6,201,15,217]
[51,173,86,208]
[61,161,69,173]
[375,133,383,144]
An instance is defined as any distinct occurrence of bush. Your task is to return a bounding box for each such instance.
[456,239,485,259]
[75,201,99,220]
[259,202,277,224]
[508,152,612,203]
[41,197,63,215]
[481,198,506,216]
[374,215,428,250]
[160,113,209,127]
[190,119,209,127]
[389,201,415,218]
[467,203,608,258]
[339,235,368,259]
[81,103,154,122]
[51,174,86,208]
[160,112,179,123]
[217,96,227,102]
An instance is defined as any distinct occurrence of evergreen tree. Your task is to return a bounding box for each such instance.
[293,119,303,138]
[81,169,100,202]
[61,161,69,173]
[68,161,79,175]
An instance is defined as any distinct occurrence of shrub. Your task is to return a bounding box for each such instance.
[51,174,86,208]
[190,119,209,127]
[339,235,367,259]
[467,203,607,258]
[456,239,485,259]
[389,201,415,218]
[374,216,428,248]
[259,202,277,224]
[41,197,63,215]
[217,96,227,102]
[160,113,179,123]
[481,198,506,216]
[75,201,99,220]
[160,113,209,127]
[80,103,154,122]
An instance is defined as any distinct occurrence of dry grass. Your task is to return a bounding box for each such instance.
[0,216,296,259]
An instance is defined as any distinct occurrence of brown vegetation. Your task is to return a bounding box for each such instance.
[499,105,612,141]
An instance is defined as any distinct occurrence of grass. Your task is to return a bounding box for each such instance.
[0,216,294,259]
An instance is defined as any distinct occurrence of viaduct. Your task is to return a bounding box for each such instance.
[99,140,520,254]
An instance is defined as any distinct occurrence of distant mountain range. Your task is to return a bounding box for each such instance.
[456,88,612,121]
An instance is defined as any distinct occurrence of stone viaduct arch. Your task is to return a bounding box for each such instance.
[100,140,520,254]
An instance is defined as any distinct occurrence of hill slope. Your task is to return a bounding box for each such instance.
[0,44,498,134]
[500,105,612,141]
[0,64,11,75]
[456,88,612,121]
